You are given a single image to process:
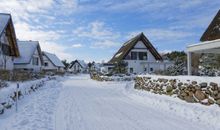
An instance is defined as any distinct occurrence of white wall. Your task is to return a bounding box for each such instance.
[14,49,42,72]
[42,55,57,71]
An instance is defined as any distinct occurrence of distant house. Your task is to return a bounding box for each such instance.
[42,51,65,72]
[109,33,172,74]
[187,9,220,75]
[0,13,19,70]
[68,60,87,73]
[90,62,101,72]
[100,63,115,74]
[14,41,43,72]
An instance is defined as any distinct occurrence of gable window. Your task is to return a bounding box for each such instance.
[44,62,48,66]
[32,57,39,65]
[139,52,148,60]
[131,52,137,60]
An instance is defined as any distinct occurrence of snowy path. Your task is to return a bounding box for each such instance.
[55,75,210,130]
[0,75,218,130]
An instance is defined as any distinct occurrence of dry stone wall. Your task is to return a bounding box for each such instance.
[135,76,220,106]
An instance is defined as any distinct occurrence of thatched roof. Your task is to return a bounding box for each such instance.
[109,32,163,63]
[0,13,19,57]
[200,10,220,41]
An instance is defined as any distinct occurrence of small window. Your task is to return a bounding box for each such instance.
[32,57,39,65]
[144,68,147,72]
[150,68,153,72]
[131,52,137,60]
[130,68,133,73]
[44,62,48,66]
[139,52,148,60]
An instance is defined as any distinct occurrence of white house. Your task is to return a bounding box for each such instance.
[100,63,115,74]
[68,60,87,73]
[90,62,101,72]
[187,10,220,75]
[0,13,19,70]
[14,41,43,72]
[42,51,65,72]
[109,33,172,74]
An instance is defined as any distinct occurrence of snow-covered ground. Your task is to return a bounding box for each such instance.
[0,74,220,130]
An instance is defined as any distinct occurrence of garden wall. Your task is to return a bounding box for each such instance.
[134,75,220,106]
[0,76,57,115]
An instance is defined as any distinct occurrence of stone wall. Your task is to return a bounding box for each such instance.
[90,73,134,81]
[0,70,65,81]
[134,76,220,106]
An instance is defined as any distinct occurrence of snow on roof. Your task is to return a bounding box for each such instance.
[77,60,87,68]
[115,52,123,58]
[14,41,39,64]
[0,13,10,36]
[43,51,64,67]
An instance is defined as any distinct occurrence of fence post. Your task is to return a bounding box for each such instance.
[16,83,19,112]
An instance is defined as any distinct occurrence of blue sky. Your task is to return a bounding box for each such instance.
[0,0,219,62]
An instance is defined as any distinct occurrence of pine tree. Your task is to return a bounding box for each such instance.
[112,61,128,74]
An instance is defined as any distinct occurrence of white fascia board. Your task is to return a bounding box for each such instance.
[186,39,220,52]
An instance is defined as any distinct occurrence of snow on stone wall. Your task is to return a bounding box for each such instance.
[0,76,58,115]
[135,75,220,106]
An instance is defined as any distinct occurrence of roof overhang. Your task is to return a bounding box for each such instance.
[186,39,220,54]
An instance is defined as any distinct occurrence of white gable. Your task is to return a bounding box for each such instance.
[14,41,39,64]
[134,41,147,49]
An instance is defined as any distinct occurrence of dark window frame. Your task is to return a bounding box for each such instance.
[44,62,48,66]
[131,52,137,60]
[138,52,148,60]
[32,57,39,66]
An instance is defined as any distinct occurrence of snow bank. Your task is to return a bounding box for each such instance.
[0,76,60,115]
[124,81,220,129]
[138,74,220,84]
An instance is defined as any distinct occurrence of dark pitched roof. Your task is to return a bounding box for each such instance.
[0,13,19,57]
[69,60,87,69]
[200,10,220,41]
[108,32,163,63]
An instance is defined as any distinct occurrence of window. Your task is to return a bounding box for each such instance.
[130,68,133,73]
[139,52,148,60]
[1,44,11,56]
[32,57,39,65]
[44,62,48,66]
[150,68,153,72]
[131,52,137,60]
[108,67,113,72]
